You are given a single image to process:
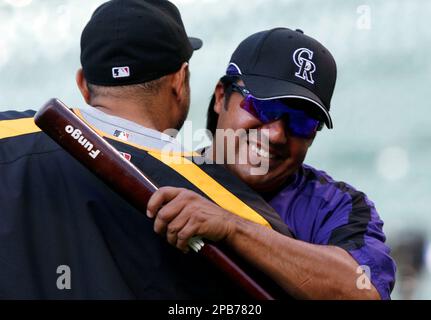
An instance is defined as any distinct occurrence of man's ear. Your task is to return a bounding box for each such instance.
[171,62,189,100]
[213,81,225,114]
[76,69,91,104]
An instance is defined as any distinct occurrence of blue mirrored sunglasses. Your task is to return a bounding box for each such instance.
[231,83,322,139]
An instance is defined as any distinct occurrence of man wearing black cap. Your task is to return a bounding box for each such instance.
[147,28,396,299]
[76,0,202,140]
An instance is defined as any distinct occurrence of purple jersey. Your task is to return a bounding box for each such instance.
[267,164,396,300]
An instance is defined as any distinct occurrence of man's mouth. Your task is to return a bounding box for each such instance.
[248,140,277,159]
[250,143,274,159]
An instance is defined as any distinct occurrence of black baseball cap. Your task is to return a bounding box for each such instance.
[226,28,336,128]
[80,0,202,86]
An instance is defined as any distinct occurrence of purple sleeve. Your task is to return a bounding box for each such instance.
[348,234,396,300]
[313,186,396,300]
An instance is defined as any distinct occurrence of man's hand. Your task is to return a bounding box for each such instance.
[146,187,236,252]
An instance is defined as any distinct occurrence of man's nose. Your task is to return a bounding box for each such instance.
[262,119,288,145]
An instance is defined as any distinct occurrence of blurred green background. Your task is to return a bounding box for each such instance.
[0,0,430,299]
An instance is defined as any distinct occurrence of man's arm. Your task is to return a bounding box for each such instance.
[224,214,380,299]
[147,186,381,300]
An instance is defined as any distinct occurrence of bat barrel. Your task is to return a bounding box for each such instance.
[34,99,156,209]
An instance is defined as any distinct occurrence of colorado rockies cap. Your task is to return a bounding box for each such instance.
[80,0,202,86]
[226,28,336,128]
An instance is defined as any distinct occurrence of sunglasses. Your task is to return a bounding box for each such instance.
[231,83,322,139]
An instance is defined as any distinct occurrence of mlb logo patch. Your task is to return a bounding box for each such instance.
[112,66,130,78]
[113,130,130,141]
[119,152,132,161]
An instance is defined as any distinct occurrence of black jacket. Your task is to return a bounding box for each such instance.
[0,110,289,299]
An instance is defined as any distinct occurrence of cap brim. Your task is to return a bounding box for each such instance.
[241,75,333,129]
[189,37,203,50]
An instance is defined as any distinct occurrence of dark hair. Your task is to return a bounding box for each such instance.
[87,68,190,100]
[206,75,240,135]
[87,78,165,99]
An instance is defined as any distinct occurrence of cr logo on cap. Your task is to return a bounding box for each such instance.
[293,48,316,84]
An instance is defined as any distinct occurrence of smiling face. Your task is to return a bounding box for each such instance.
[212,80,315,193]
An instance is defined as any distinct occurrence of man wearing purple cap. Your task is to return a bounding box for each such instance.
[147,28,396,299]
